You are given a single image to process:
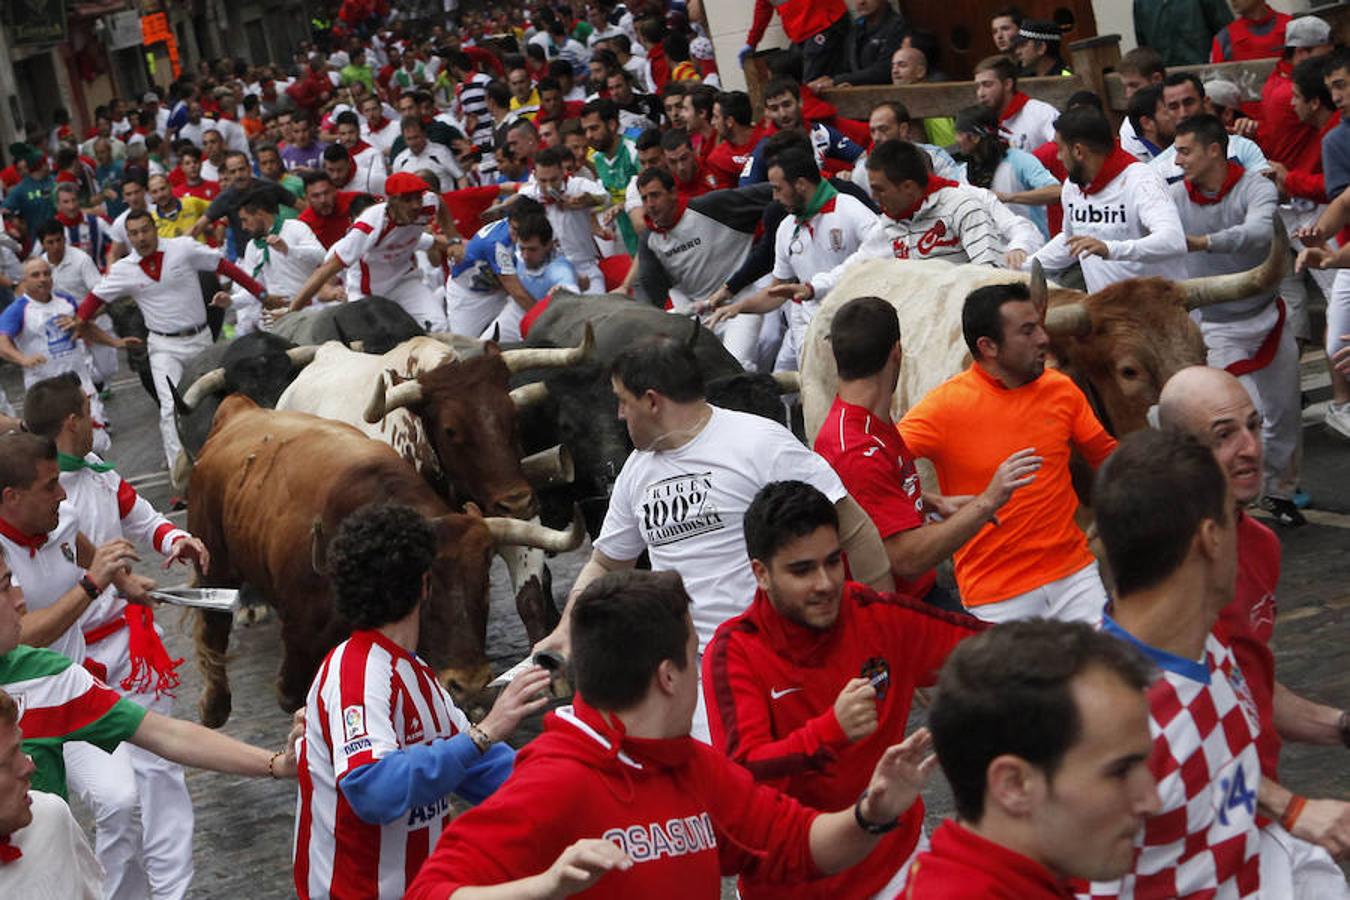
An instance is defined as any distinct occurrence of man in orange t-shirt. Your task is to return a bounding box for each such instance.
[899,281,1117,623]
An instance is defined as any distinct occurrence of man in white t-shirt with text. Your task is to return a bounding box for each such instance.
[533,336,894,741]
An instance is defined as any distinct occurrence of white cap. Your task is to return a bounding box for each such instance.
[1286,16,1332,48]
[1204,78,1242,110]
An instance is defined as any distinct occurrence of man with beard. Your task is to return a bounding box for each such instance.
[296,171,361,249]
[1027,107,1187,293]
[898,281,1117,623]
[582,99,641,254]
[223,189,327,334]
[193,152,296,262]
[706,91,764,190]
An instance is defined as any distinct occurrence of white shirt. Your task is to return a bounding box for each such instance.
[201,158,221,183]
[0,507,88,661]
[772,191,874,339]
[347,145,389,195]
[999,96,1059,151]
[518,175,607,266]
[42,246,101,303]
[391,145,463,191]
[329,194,441,299]
[595,406,847,648]
[1029,157,1187,293]
[235,218,327,303]
[1149,133,1269,185]
[0,290,92,388]
[362,117,402,159]
[91,236,222,333]
[0,791,102,900]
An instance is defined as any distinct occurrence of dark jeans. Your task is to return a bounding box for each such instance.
[800,14,851,83]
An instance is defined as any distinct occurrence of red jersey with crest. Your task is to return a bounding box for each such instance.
[703,582,981,899]
[815,397,936,601]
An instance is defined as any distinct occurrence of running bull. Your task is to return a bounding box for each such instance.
[188,396,584,727]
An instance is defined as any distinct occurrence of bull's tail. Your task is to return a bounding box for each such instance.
[194,608,235,728]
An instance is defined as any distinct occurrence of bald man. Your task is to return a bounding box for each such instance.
[0,260,129,453]
[889,48,955,147]
[1158,367,1350,895]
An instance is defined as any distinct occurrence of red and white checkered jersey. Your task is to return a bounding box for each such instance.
[293,629,470,900]
[329,194,439,300]
[1088,619,1262,899]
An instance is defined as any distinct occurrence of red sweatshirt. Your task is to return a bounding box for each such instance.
[903,820,1076,899]
[747,0,847,45]
[1257,60,1317,169]
[703,582,982,899]
[1281,113,1339,203]
[707,124,766,189]
[1210,9,1289,63]
[405,698,825,899]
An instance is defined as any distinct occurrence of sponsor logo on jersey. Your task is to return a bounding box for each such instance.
[343,704,366,742]
[860,656,891,699]
[1069,203,1127,226]
[829,228,844,252]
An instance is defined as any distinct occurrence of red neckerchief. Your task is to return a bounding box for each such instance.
[0,835,20,864]
[0,516,47,557]
[349,140,372,156]
[1185,161,1245,205]
[1080,147,1139,196]
[138,250,165,281]
[890,174,958,222]
[999,90,1031,123]
[643,195,689,235]
[55,211,83,227]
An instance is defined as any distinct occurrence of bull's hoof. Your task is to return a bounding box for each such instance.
[199,692,232,729]
[233,603,271,627]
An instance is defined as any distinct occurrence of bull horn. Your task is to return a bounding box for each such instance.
[347,340,365,353]
[499,322,595,373]
[167,378,192,417]
[1029,259,1048,312]
[521,444,574,488]
[363,375,425,423]
[286,345,318,368]
[1044,303,1092,338]
[510,381,550,410]
[1180,223,1288,310]
[484,508,586,553]
[772,371,800,394]
[181,367,227,410]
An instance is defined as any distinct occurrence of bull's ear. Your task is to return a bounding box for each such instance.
[167,378,192,417]
[1029,260,1048,319]
[489,323,502,345]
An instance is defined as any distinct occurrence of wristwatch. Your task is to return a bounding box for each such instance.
[853,789,898,834]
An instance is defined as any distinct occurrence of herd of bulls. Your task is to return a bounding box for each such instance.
[155,230,1287,727]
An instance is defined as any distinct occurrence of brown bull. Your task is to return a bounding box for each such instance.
[188,395,583,727]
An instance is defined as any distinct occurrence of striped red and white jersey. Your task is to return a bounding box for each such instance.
[329,193,440,300]
[1087,621,1262,900]
[293,628,471,900]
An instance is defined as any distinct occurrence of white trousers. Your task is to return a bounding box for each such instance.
[970,561,1108,624]
[88,312,121,383]
[377,274,448,332]
[1331,269,1350,362]
[1277,204,1336,344]
[1201,307,1301,501]
[68,622,195,900]
[147,330,212,472]
[446,282,508,339]
[1259,822,1350,898]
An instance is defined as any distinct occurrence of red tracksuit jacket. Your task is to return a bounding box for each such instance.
[703,582,983,899]
[903,820,1076,898]
[405,697,824,899]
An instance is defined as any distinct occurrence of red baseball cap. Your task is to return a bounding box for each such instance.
[384,172,430,196]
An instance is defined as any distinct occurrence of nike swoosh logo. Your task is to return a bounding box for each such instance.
[770,687,802,700]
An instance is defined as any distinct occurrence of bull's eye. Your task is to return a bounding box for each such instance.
[443,426,458,442]
[1120,366,1139,380]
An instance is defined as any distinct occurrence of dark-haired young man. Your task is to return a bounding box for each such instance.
[581,98,641,254]
[739,79,863,187]
[899,281,1116,623]
[907,620,1160,897]
[296,171,361,250]
[1089,428,1269,898]
[410,568,935,899]
[706,91,764,190]
[814,296,1040,607]
[1150,73,1270,185]
[533,336,893,740]
[973,56,1059,151]
[228,188,327,333]
[517,146,608,291]
[1027,107,1187,292]
[295,503,550,900]
[705,481,980,898]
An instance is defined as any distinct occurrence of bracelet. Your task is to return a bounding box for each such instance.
[267,750,284,779]
[853,789,898,835]
[1280,794,1307,832]
[468,723,493,753]
[79,575,102,600]
[1338,710,1350,749]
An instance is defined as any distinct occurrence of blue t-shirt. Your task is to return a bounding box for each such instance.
[515,250,580,300]
[1323,118,1350,201]
[450,219,515,294]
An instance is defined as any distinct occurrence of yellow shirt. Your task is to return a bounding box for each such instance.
[509,89,541,121]
[154,196,212,240]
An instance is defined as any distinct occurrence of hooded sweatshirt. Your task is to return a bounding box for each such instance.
[405,697,824,899]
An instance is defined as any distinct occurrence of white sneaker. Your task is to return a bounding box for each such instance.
[1327,402,1350,441]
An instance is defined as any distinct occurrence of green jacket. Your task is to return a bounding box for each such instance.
[1133,0,1233,67]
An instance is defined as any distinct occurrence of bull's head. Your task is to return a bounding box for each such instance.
[420,508,585,706]
[362,325,596,519]
[1042,228,1286,435]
